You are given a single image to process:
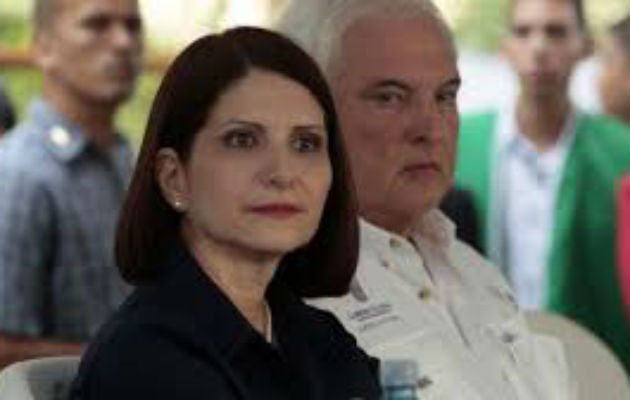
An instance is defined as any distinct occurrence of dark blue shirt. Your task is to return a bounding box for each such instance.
[70,243,381,399]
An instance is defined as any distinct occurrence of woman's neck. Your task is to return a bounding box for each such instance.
[181,223,280,338]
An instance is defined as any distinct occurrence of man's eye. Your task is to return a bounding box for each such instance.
[125,17,143,34]
[546,25,568,39]
[367,91,405,107]
[512,25,531,38]
[437,90,458,106]
[83,16,111,32]
[222,130,258,149]
[292,133,324,153]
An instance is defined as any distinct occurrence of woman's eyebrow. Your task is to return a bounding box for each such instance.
[217,119,264,130]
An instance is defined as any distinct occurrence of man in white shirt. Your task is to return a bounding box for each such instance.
[276,0,574,398]
[456,0,630,373]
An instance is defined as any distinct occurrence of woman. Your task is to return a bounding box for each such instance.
[70,27,381,399]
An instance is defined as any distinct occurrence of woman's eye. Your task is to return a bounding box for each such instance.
[222,130,258,149]
[292,134,323,153]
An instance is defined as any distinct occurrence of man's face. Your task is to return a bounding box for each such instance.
[36,0,143,107]
[598,35,630,123]
[331,16,460,235]
[503,0,586,100]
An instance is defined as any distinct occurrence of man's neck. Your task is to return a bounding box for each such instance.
[515,93,572,152]
[42,85,118,151]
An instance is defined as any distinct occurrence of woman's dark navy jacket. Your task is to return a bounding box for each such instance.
[69,243,381,399]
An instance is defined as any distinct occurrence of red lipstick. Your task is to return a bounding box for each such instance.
[248,203,304,218]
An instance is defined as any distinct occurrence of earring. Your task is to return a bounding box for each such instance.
[173,200,183,210]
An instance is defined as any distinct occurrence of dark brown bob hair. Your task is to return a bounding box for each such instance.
[115,27,358,297]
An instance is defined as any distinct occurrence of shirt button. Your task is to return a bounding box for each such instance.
[380,259,390,269]
[503,291,516,305]
[389,238,402,249]
[418,288,432,301]
[501,331,517,344]
[417,375,433,390]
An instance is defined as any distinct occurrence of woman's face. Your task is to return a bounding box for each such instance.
[161,69,332,258]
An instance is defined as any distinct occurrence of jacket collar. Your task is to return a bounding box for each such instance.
[151,240,296,361]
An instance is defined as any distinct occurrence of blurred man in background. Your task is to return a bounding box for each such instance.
[0,0,143,368]
[598,15,630,126]
[456,0,630,372]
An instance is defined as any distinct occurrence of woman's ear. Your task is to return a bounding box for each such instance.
[155,148,189,212]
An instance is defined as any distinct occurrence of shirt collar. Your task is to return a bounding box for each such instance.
[29,98,90,163]
[412,209,457,248]
[358,210,462,293]
[496,100,579,156]
[359,209,456,256]
[153,240,294,361]
[29,98,128,164]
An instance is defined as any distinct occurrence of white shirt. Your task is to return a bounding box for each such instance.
[311,211,574,400]
[495,105,576,308]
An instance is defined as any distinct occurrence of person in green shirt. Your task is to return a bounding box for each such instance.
[456,0,630,373]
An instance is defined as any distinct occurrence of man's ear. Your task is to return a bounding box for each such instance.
[32,32,56,71]
[155,148,189,212]
[580,36,594,60]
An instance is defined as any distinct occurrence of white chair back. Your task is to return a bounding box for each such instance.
[525,310,630,400]
[0,356,80,400]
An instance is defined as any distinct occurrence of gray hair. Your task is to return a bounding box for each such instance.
[275,0,452,79]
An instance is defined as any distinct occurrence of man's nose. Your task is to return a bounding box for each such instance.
[530,30,551,61]
[405,98,443,144]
